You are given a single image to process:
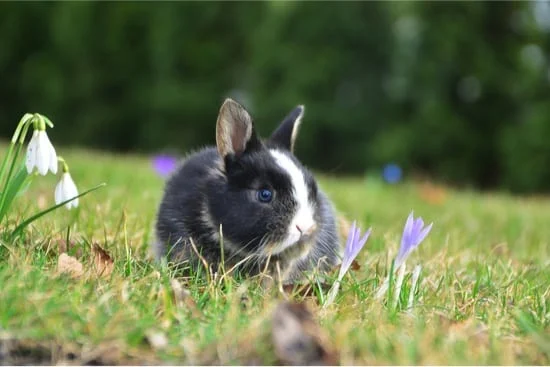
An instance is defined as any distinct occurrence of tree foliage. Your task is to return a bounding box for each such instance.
[1,2,549,192]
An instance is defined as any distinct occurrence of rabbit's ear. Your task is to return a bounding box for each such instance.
[216,98,261,158]
[269,105,304,152]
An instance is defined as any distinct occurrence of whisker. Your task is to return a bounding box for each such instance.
[224,235,262,264]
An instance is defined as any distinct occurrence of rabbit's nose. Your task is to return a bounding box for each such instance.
[296,223,317,237]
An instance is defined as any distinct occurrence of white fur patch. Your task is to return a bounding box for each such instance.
[269,149,316,254]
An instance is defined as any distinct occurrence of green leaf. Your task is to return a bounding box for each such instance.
[10,182,106,240]
[0,165,30,224]
[0,141,25,214]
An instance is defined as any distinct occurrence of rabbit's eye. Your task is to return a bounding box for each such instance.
[257,189,273,203]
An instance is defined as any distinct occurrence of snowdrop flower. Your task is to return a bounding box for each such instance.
[394,211,433,269]
[55,162,79,209]
[25,118,57,176]
[325,221,371,307]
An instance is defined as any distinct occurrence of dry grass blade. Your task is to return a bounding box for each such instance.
[271,301,338,366]
[282,281,332,300]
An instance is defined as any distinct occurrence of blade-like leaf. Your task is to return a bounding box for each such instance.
[0,165,30,223]
[0,143,16,188]
[10,182,106,240]
[0,142,25,213]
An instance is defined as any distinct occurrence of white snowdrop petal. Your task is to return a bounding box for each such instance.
[25,144,35,174]
[48,139,58,174]
[62,174,72,208]
[55,179,64,205]
[56,173,79,209]
[25,131,39,174]
[71,197,79,209]
[36,132,49,176]
[64,175,77,197]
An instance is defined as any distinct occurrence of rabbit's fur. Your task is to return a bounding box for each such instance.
[154,99,341,282]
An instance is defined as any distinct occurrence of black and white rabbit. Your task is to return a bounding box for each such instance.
[154,98,341,282]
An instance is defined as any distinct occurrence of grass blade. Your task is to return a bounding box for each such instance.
[10,182,106,240]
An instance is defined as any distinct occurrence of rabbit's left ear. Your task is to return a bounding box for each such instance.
[269,105,304,153]
[216,98,261,158]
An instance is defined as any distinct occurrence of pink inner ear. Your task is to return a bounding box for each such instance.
[231,123,248,156]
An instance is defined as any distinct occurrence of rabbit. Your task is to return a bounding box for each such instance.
[153,98,341,283]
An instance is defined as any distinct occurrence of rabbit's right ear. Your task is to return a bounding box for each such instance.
[216,99,261,158]
[269,105,304,153]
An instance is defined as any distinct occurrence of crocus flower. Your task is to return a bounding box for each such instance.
[375,211,432,301]
[152,154,178,178]
[55,171,79,209]
[325,221,371,307]
[394,211,432,269]
[338,221,371,281]
[26,128,58,176]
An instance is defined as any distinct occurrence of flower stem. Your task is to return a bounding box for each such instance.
[407,265,422,310]
[376,259,396,300]
[57,156,69,173]
[324,279,341,308]
[392,262,406,310]
[0,114,36,222]
[0,114,33,187]
[11,113,33,144]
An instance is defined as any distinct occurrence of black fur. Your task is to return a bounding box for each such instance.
[154,100,340,282]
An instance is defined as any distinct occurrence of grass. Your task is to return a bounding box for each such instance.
[1,145,550,365]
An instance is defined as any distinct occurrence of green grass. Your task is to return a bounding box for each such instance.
[1,145,549,365]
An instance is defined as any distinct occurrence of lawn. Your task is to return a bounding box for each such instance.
[1,145,549,365]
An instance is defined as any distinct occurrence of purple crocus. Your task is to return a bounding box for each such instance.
[152,154,178,178]
[325,221,371,307]
[338,221,372,280]
[394,211,432,269]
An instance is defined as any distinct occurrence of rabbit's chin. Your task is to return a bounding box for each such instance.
[263,222,318,257]
[261,233,316,260]
[265,233,301,256]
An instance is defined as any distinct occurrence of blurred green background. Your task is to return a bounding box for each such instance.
[1,2,550,193]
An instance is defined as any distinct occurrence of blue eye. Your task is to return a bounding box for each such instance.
[257,189,273,203]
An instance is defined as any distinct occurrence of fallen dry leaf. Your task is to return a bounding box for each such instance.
[272,301,338,366]
[57,253,84,278]
[350,259,361,271]
[91,243,114,277]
